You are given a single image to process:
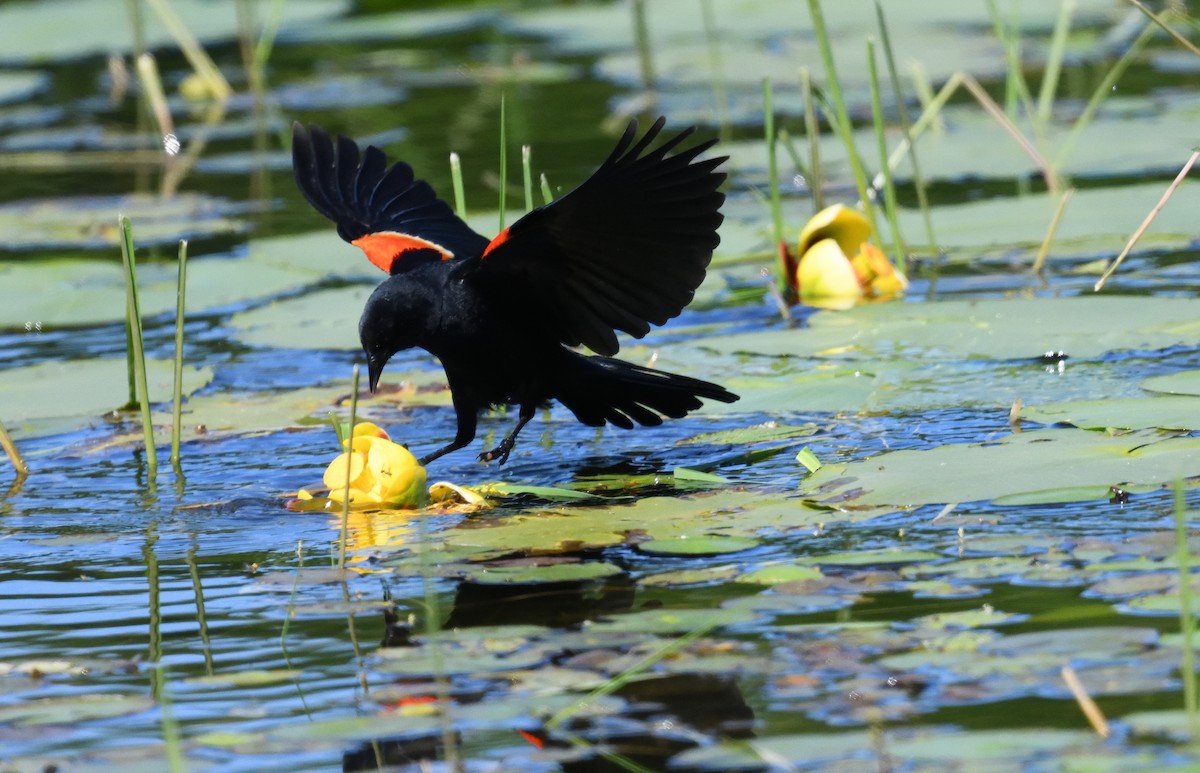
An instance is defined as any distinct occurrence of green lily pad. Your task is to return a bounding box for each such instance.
[0,194,244,251]
[737,565,825,585]
[463,561,624,585]
[703,296,1200,362]
[435,490,846,558]
[185,669,302,687]
[584,607,758,635]
[228,286,371,350]
[0,255,317,330]
[639,565,742,587]
[1142,369,1200,397]
[797,548,943,566]
[675,423,821,447]
[1023,396,1200,431]
[0,693,155,725]
[637,536,759,556]
[802,428,1200,508]
[0,0,348,64]
[1,357,212,431]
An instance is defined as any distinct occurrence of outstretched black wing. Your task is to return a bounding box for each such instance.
[471,118,726,356]
[291,122,490,273]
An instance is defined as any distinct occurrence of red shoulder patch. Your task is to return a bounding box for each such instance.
[481,226,511,259]
[351,231,454,272]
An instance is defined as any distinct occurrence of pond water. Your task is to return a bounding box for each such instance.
[5,0,1200,770]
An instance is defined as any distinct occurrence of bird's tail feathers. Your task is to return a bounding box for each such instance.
[555,355,737,430]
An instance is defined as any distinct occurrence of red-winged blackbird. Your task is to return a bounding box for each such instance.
[291,118,738,465]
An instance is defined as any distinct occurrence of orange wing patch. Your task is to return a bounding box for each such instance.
[352,231,454,272]
[481,226,511,259]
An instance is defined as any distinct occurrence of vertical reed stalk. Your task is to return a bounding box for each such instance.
[539,173,553,206]
[800,67,824,214]
[866,37,907,265]
[338,366,360,571]
[763,79,785,260]
[120,217,157,480]
[170,240,188,471]
[449,152,467,218]
[804,0,879,234]
[521,144,533,212]
[498,93,508,231]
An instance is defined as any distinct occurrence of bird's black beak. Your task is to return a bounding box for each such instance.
[367,358,384,394]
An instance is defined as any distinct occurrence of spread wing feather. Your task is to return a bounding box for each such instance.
[473,118,726,356]
[291,123,489,268]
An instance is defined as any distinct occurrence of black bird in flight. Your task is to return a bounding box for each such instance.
[291,117,738,465]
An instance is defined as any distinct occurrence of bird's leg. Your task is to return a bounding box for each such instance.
[418,398,478,466]
[480,403,536,465]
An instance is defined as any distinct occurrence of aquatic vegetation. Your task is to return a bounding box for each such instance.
[783,203,907,309]
[316,422,427,509]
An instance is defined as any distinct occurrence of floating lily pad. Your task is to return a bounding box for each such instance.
[463,561,624,585]
[676,422,819,446]
[0,254,319,330]
[0,0,348,64]
[1,357,212,430]
[0,693,155,725]
[737,565,825,585]
[0,194,244,252]
[1023,396,1200,431]
[228,286,371,350]
[802,428,1200,508]
[584,607,757,635]
[1142,370,1200,397]
[637,536,759,556]
[703,296,1200,362]
[185,669,302,688]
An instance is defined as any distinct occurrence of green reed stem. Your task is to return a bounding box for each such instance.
[631,0,655,94]
[539,172,553,206]
[521,144,533,212]
[763,78,786,293]
[252,0,288,75]
[866,36,907,267]
[338,365,360,571]
[1174,480,1199,735]
[1036,0,1074,128]
[1053,20,1155,170]
[1127,0,1200,58]
[804,0,878,235]
[800,67,824,214]
[170,239,187,470]
[875,0,937,259]
[449,152,466,218]
[120,217,157,480]
[700,0,732,144]
[142,0,231,100]
[1032,187,1074,275]
[498,93,507,231]
[0,419,28,480]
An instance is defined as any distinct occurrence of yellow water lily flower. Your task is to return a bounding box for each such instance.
[323,422,427,508]
[789,204,907,309]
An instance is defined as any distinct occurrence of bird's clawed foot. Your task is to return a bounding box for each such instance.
[478,438,516,465]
